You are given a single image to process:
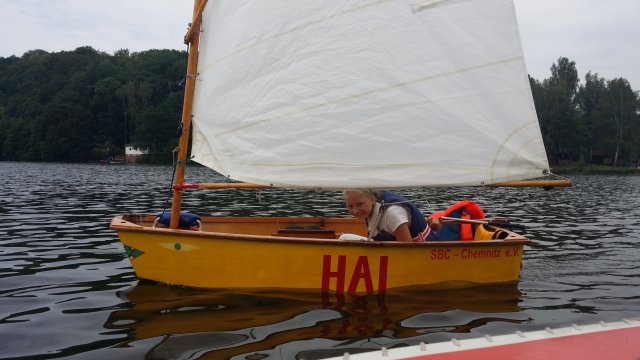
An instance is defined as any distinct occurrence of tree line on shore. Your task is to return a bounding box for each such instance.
[0,47,186,163]
[530,57,639,166]
[0,48,638,165]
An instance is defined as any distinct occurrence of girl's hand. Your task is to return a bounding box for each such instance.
[428,218,442,231]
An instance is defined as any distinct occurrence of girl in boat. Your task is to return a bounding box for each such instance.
[343,190,440,242]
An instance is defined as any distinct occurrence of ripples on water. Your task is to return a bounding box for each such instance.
[0,162,639,359]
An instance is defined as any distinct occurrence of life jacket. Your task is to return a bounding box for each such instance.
[428,200,485,241]
[371,191,436,241]
[155,211,201,229]
[473,223,508,240]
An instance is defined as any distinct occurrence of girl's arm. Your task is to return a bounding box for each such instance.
[393,223,413,242]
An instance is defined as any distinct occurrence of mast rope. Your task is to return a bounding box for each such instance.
[161,162,178,216]
[419,188,433,214]
[162,149,194,215]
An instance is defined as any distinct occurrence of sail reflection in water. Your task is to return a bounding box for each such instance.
[106,283,524,359]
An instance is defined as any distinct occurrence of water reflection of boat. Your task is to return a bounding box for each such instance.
[106,282,524,359]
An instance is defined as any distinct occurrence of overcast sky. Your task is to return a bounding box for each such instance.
[1,0,638,89]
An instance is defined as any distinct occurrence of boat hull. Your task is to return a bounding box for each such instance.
[111,214,529,293]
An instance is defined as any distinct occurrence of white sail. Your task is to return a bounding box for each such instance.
[190,0,549,189]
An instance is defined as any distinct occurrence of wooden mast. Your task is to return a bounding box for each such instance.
[169,0,207,229]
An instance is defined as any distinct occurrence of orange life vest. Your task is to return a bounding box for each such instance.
[428,200,485,241]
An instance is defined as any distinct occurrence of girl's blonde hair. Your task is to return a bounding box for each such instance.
[343,189,380,200]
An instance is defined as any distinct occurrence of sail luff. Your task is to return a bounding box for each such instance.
[169,0,205,229]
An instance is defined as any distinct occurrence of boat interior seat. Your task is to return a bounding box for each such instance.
[272,227,337,239]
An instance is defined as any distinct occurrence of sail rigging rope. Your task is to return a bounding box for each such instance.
[162,149,194,215]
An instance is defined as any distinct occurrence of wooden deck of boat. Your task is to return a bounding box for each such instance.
[115,214,528,243]
[321,319,640,359]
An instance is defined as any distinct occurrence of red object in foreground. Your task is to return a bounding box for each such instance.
[322,319,640,360]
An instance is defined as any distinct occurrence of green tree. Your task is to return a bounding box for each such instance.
[577,72,608,163]
[535,57,585,163]
[605,78,639,165]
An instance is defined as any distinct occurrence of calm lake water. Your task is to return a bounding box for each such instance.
[1,162,639,359]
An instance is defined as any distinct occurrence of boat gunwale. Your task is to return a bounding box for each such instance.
[110,214,530,247]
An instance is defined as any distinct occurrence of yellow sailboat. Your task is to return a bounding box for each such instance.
[111,0,569,293]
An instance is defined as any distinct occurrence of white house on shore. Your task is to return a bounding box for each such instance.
[125,145,149,163]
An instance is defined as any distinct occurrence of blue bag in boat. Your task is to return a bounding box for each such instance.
[156,211,201,229]
[435,208,466,241]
